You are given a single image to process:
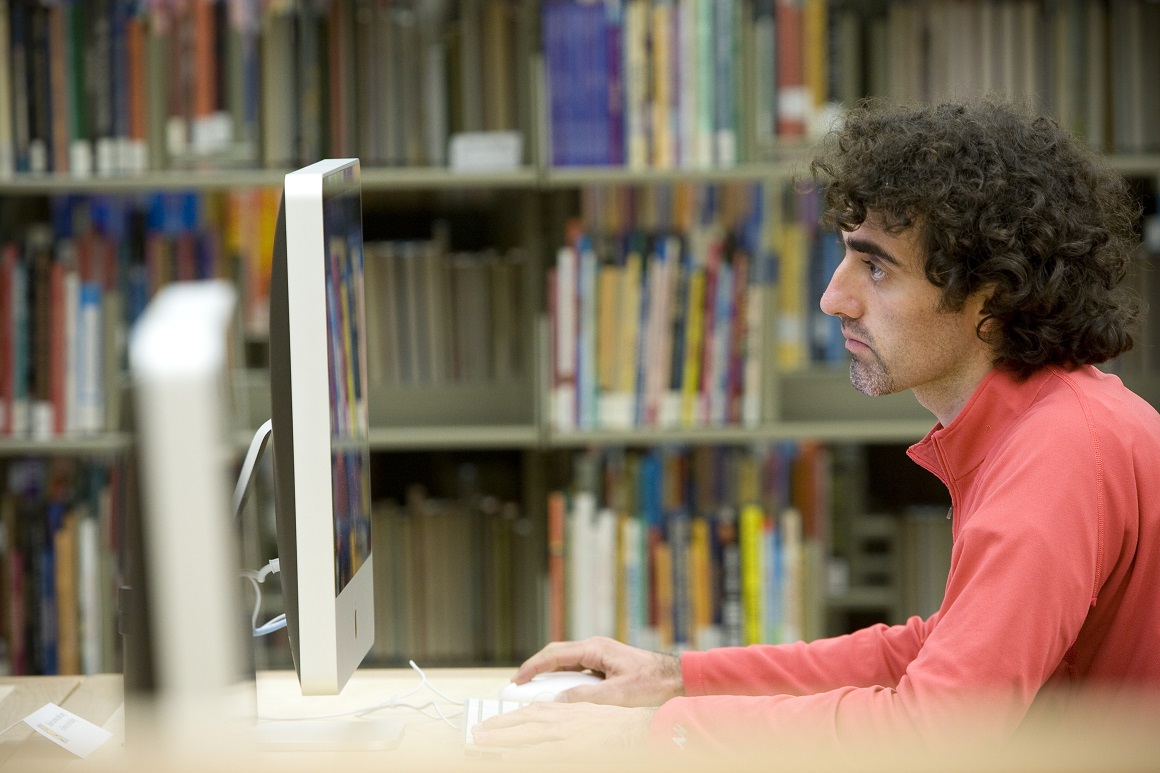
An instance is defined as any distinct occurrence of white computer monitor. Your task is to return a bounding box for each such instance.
[128,279,251,747]
[268,158,375,695]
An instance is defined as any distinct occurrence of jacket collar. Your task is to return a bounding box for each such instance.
[907,367,1054,487]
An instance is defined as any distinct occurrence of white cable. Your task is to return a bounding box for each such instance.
[259,659,464,729]
[242,558,285,636]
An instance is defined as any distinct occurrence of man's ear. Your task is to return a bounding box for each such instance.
[973,284,1000,342]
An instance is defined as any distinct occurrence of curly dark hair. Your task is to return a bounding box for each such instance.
[809,98,1143,378]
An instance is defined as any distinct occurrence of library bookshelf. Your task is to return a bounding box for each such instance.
[1,0,1159,676]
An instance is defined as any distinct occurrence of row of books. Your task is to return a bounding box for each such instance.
[0,0,526,176]
[369,483,541,665]
[864,0,1160,154]
[0,457,124,676]
[364,239,528,389]
[542,0,829,169]
[536,0,1160,168]
[549,443,831,653]
[0,190,275,439]
[550,181,845,432]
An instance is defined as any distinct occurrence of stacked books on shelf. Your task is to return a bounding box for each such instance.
[0,457,125,676]
[548,180,845,432]
[540,0,1160,170]
[0,190,277,439]
[370,477,541,665]
[548,442,831,653]
[363,238,527,389]
[0,0,527,176]
[540,0,829,168]
[868,0,1160,153]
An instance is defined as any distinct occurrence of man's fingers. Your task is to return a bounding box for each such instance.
[514,639,609,683]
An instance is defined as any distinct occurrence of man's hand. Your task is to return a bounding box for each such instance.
[470,702,656,760]
[512,636,685,707]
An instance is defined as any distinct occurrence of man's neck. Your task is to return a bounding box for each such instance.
[912,360,996,427]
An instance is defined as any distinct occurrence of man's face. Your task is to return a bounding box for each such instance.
[819,219,992,404]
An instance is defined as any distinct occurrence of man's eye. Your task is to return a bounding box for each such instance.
[864,260,885,280]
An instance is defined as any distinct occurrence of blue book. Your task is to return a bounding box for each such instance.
[604,0,625,166]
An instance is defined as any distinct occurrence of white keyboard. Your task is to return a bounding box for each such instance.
[462,698,527,752]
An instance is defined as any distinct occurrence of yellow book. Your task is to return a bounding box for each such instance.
[650,1,674,168]
[776,210,807,368]
[739,503,765,646]
[653,540,674,649]
[690,516,712,647]
[803,0,829,116]
[680,268,706,427]
[625,0,650,169]
[610,249,643,427]
[597,263,623,394]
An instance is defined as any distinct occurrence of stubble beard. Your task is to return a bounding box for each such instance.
[849,352,897,397]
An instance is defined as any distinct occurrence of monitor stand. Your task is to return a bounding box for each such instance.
[233,423,407,752]
[253,718,406,751]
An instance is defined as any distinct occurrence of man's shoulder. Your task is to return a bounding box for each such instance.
[1021,365,1160,442]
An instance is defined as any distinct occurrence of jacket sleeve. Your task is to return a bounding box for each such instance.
[647,424,1107,757]
[680,613,936,697]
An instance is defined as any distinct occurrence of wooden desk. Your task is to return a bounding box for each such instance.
[5,669,1160,772]
[0,674,124,773]
[0,668,517,772]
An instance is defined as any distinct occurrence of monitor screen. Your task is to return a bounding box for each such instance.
[269,158,374,696]
[322,169,371,597]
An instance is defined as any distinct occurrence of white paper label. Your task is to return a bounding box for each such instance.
[23,703,112,758]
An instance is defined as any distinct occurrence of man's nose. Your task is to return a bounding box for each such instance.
[820,258,859,319]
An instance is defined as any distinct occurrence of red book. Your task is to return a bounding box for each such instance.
[547,491,566,642]
[776,0,807,138]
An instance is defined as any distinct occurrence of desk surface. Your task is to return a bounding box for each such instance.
[0,667,517,773]
[5,669,1160,773]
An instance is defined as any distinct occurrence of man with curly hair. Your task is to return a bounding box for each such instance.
[470,100,1160,762]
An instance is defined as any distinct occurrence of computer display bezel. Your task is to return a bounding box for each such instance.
[271,158,374,696]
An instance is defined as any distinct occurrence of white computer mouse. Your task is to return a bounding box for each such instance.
[498,671,605,702]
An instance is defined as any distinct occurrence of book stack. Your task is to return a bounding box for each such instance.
[540,0,831,169]
[549,180,847,433]
[370,480,538,665]
[0,457,124,676]
[548,443,833,653]
[0,190,277,439]
[0,0,529,176]
[363,240,527,389]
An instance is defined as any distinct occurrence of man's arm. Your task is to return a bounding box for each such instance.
[681,613,935,697]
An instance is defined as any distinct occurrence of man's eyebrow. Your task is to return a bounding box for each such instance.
[844,236,902,267]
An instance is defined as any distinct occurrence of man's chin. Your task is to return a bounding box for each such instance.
[849,363,897,397]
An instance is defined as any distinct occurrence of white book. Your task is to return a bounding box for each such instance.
[77,514,103,674]
[620,515,644,646]
[567,491,596,640]
[678,0,700,168]
[780,507,803,643]
[77,281,104,432]
[554,246,577,430]
[593,507,618,638]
